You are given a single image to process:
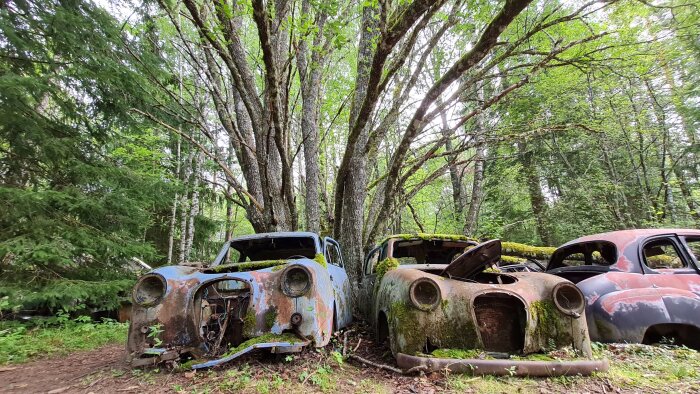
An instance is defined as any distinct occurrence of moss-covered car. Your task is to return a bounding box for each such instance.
[359,234,607,376]
[127,232,352,368]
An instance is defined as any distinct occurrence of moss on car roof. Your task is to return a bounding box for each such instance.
[501,242,556,260]
[379,233,478,245]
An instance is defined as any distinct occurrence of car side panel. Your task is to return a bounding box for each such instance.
[327,263,352,329]
[578,272,700,343]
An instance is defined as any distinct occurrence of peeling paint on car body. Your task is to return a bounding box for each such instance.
[127,232,352,368]
[360,235,606,376]
[546,228,700,349]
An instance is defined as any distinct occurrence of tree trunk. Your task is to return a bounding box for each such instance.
[439,99,465,218]
[335,3,380,286]
[185,150,203,261]
[518,142,552,245]
[178,149,192,264]
[296,0,326,233]
[464,132,486,236]
[644,79,676,222]
[166,136,181,264]
[463,82,486,236]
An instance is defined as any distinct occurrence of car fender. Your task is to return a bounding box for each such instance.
[585,285,700,343]
[327,263,352,329]
[248,259,336,346]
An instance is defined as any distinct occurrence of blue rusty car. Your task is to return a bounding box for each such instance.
[127,232,352,368]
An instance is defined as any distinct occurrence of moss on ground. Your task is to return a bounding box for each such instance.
[0,320,128,365]
[425,345,590,362]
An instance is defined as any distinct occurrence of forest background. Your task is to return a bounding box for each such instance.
[0,0,698,313]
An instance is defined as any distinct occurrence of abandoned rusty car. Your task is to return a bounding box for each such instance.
[359,234,608,376]
[127,232,352,368]
[546,229,700,349]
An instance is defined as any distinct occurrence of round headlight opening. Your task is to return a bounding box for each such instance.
[282,266,311,297]
[409,278,441,311]
[133,274,166,306]
[552,282,585,317]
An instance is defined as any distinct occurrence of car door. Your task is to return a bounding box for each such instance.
[358,246,381,320]
[640,234,700,294]
[677,235,700,296]
[323,237,352,329]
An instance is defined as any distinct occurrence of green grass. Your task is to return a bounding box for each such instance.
[0,317,128,364]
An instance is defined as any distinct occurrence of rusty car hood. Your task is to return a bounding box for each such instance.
[440,239,502,279]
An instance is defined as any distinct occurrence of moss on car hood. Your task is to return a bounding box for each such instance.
[201,260,287,273]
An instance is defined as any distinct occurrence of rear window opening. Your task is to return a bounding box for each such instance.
[393,239,474,265]
[547,241,617,283]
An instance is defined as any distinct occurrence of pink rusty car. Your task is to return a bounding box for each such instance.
[546,229,700,349]
[359,234,608,376]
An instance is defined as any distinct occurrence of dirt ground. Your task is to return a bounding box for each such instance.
[1,330,698,394]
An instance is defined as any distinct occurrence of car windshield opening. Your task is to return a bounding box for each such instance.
[230,236,316,262]
[549,241,617,269]
[393,239,473,265]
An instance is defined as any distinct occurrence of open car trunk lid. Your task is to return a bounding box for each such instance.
[440,239,502,279]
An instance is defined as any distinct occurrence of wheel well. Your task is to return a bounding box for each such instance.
[377,311,389,344]
[642,323,700,350]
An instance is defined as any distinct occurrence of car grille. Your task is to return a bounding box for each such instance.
[473,293,526,353]
[197,280,251,356]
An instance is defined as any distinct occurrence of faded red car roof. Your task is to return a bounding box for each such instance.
[558,228,700,250]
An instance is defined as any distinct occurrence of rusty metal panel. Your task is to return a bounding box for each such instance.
[127,232,352,369]
[362,236,599,374]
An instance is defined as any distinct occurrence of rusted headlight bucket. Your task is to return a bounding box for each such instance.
[282,265,311,297]
[409,278,441,311]
[552,282,585,317]
[133,274,166,307]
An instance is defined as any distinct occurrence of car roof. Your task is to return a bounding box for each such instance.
[379,233,476,245]
[557,228,700,249]
[230,231,320,242]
